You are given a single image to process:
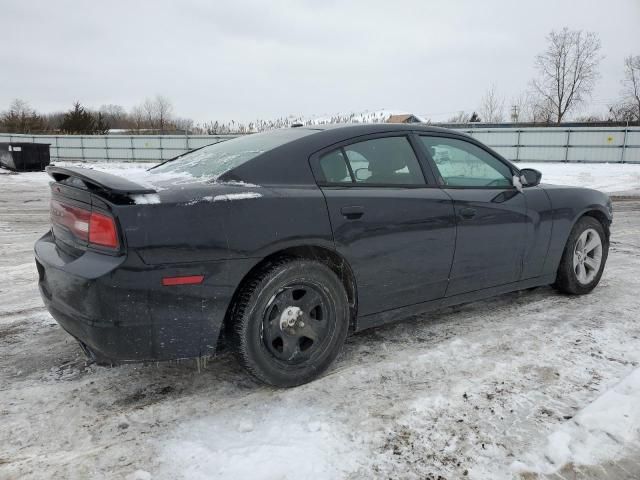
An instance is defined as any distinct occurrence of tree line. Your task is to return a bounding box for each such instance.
[2,27,638,135]
[0,95,192,135]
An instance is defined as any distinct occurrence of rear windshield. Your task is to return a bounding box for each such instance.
[150,128,315,179]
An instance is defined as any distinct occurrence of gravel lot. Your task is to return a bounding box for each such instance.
[1,167,640,480]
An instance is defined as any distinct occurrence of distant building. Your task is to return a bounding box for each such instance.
[386,114,422,124]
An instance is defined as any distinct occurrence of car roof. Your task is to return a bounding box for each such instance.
[293,122,465,136]
[282,123,471,150]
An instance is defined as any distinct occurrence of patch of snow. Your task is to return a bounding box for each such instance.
[212,192,262,202]
[130,194,161,205]
[518,162,640,194]
[157,406,363,480]
[125,470,152,480]
[214,179,261,188]
[512,367,640,475]
[51,161,199,191]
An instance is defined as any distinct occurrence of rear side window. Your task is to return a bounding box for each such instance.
[151,128,315,179]
[318,136,425,186]
[319,149,351,183]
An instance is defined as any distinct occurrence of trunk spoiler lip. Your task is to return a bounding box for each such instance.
[46,166,156,195]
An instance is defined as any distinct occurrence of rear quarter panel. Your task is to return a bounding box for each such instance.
[122,181,335,309]
[221,184,335,260]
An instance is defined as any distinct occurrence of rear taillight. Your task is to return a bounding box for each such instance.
[89,211,119,248]
[51,199,119,249]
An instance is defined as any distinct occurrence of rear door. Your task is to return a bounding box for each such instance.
[417,135,527,296]
[311,133,456,316]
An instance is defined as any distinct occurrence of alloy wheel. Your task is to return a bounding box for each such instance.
[573,228,603,285]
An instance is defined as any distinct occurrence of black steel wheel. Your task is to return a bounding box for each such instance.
[262,283,334,364]
[230,258,349,387]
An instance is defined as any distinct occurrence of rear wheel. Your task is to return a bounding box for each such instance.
[230,258,349,387]
[554,216,608,295]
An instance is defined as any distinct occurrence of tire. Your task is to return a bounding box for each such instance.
[554,216,609,295]
[230,258,349,387]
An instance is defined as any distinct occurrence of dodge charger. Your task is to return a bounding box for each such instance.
[35,124,612,387]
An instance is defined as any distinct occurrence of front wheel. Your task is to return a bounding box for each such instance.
[554,216,609,295]
[230,258,349,387]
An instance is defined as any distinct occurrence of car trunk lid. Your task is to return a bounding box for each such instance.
[46,167,138,257]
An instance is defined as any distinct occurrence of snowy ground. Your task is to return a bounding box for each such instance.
[1,164,640,479]
[517,162,640,196]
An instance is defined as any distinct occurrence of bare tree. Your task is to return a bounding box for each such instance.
[154,95,174,132]
[173,117,193,133]
[129,105,146,132]
[608,102,638,123]
[531,28,602,123]
[479,85,505,123]
[621,55,640,122]
[99,104,127,128]
[446,111,470,123]
[141,98,156,129]
[530,96,556,123]
[134,95,174,132]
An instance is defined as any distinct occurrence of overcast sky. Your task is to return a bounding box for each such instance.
[1,0,638,123]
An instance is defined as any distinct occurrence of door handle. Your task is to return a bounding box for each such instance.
[341,205,364,219]
[459,207,476,219]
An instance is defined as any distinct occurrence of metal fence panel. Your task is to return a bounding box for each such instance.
[570,131,625,146]
[188,137,223,148]
[82,136,106,148]
[465,130,518,145]
[108,148,135,160]
[622,148,640,163]
[107,137,132,148]
[568,147,622,162]
[626,131,640,145]
[131,137,161,149]
[0,129,638,163]
[519,130,567,146]
[518,146,567,162]
[56,136,80,147]
[57,147,83,159]
[491,146,517,159]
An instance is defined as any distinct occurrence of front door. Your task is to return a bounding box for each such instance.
[313,134,456,316]
[418,135,527,296]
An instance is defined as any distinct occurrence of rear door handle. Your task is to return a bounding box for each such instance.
[459,207,476,219]
[341,205,364,219]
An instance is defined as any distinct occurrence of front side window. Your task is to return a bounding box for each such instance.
[318,136,424,186]
[419,136,512,187]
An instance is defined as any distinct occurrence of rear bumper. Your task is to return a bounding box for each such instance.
[35,231,234,363]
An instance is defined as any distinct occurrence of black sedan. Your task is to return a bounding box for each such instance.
[35,124,612,387]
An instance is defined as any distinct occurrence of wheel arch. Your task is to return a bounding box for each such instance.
[220,245,358,347]
[579,207,611,241]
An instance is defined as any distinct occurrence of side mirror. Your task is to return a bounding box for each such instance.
[519,168,542,187]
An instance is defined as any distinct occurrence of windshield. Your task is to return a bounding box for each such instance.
[151,128,315,179]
